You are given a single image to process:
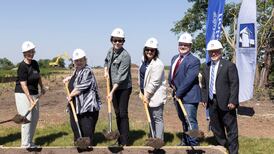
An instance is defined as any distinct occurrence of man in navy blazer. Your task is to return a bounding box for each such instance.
[201,40,239,154]
[168,33,201,146]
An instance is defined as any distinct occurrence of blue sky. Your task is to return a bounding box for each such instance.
[0,0,239,67]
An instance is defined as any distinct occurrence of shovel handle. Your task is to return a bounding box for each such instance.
[175,97,193,130]
[65,83,83,137]
[140,93,155,138]
[106,77,112,113]
[0,119,12,124]
[23,94,42,118]
[65,83,79,123]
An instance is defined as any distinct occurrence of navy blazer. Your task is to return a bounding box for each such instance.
[168,53,201,104]
[201,59,239,111]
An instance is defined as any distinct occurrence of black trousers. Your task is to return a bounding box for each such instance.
[112,87,132,145]
[69,107,99,146]
[209,97,239,154]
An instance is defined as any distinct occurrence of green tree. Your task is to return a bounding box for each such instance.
[171,0,274,89]
[38,59,51,68]
[0,58,15,70]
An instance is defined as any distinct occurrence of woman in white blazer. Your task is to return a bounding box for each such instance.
[138,37,167,140]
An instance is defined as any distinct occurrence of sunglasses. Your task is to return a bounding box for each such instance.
[145,48,156,52]
[112,39,124,43]
[178,42,191,47]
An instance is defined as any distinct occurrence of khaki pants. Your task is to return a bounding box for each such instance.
[15,93,39,147]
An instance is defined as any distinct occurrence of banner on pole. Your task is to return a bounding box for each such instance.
[205,0,225,63]
[236,0,257,102]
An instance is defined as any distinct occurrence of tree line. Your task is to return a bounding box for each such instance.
[171,0,273,89]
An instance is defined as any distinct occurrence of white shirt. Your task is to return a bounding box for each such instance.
[210,60,220,94]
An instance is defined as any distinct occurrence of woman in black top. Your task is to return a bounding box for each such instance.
[15,41,46,148]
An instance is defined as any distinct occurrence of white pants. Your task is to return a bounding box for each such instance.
[15,93,39,146]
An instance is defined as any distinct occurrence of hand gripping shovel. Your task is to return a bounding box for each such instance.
[102,77,120,140]
[141,95,164,149]
[65,83,91,149]
[175,97,205,139]
[0,94,43,125]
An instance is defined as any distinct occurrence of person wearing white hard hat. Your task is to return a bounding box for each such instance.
[63,49,101,146]
[201,40,239,154]
[138,37,167,141]
[168,32,201,146]
[104,27,132,146]
[15,41,46,148]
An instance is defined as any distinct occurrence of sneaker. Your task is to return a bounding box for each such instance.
[29,142,40,148]
[21,144,31,148]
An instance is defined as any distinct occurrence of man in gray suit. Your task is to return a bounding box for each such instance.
[201,40,239,154]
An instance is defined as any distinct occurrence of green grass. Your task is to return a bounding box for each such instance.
[239,137,274,154]
[1,123,274,154]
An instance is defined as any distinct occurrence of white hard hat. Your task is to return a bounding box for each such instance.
[111,28,125,38]
[22,41,35,52]
[73,48,86,60]
[178,32,192,44]
[145,37,158,48]
[206,40,223,51]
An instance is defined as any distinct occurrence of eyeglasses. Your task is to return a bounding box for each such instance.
[112,39,124,43]
[145,48,156,52]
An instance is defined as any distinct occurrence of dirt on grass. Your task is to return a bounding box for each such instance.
[0,68,274,140]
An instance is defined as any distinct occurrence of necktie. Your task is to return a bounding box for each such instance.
[209,62,216,100]
[171,56,183,85]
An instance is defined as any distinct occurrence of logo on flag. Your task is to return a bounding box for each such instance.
[239,23,255,48]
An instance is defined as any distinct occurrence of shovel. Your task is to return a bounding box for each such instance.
[141,95,164,149]
[175,97,205,138]
[102,77,120,140]
[0,94,42,125]
[0,114,30,124]
[65,83,91,149]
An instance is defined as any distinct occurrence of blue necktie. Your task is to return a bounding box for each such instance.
[209,62,216,100]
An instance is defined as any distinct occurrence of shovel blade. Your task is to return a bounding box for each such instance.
[13,114,30,124]
[103,129,120,140]
[74,137,91,149]
[185,130,205,138]
[145,138,164,149]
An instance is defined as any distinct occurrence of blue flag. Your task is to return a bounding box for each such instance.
[204,0,225,121]
[205,0,225,63]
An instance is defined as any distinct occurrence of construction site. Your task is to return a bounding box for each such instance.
[0,0,273,153]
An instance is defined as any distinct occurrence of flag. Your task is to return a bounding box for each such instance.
[205,0,225,63]
[236,0,257,102]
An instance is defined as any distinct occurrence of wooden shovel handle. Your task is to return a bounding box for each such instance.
[175,97,193,130]
[28,98,39,111]
[175,97,188,117]
[140,94,151,123]
[65,83,79,123]
[106,77,112,113]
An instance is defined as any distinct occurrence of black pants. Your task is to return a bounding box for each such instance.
[69,107,99,146]
[209,97,239,154]
[112,88,132,145]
